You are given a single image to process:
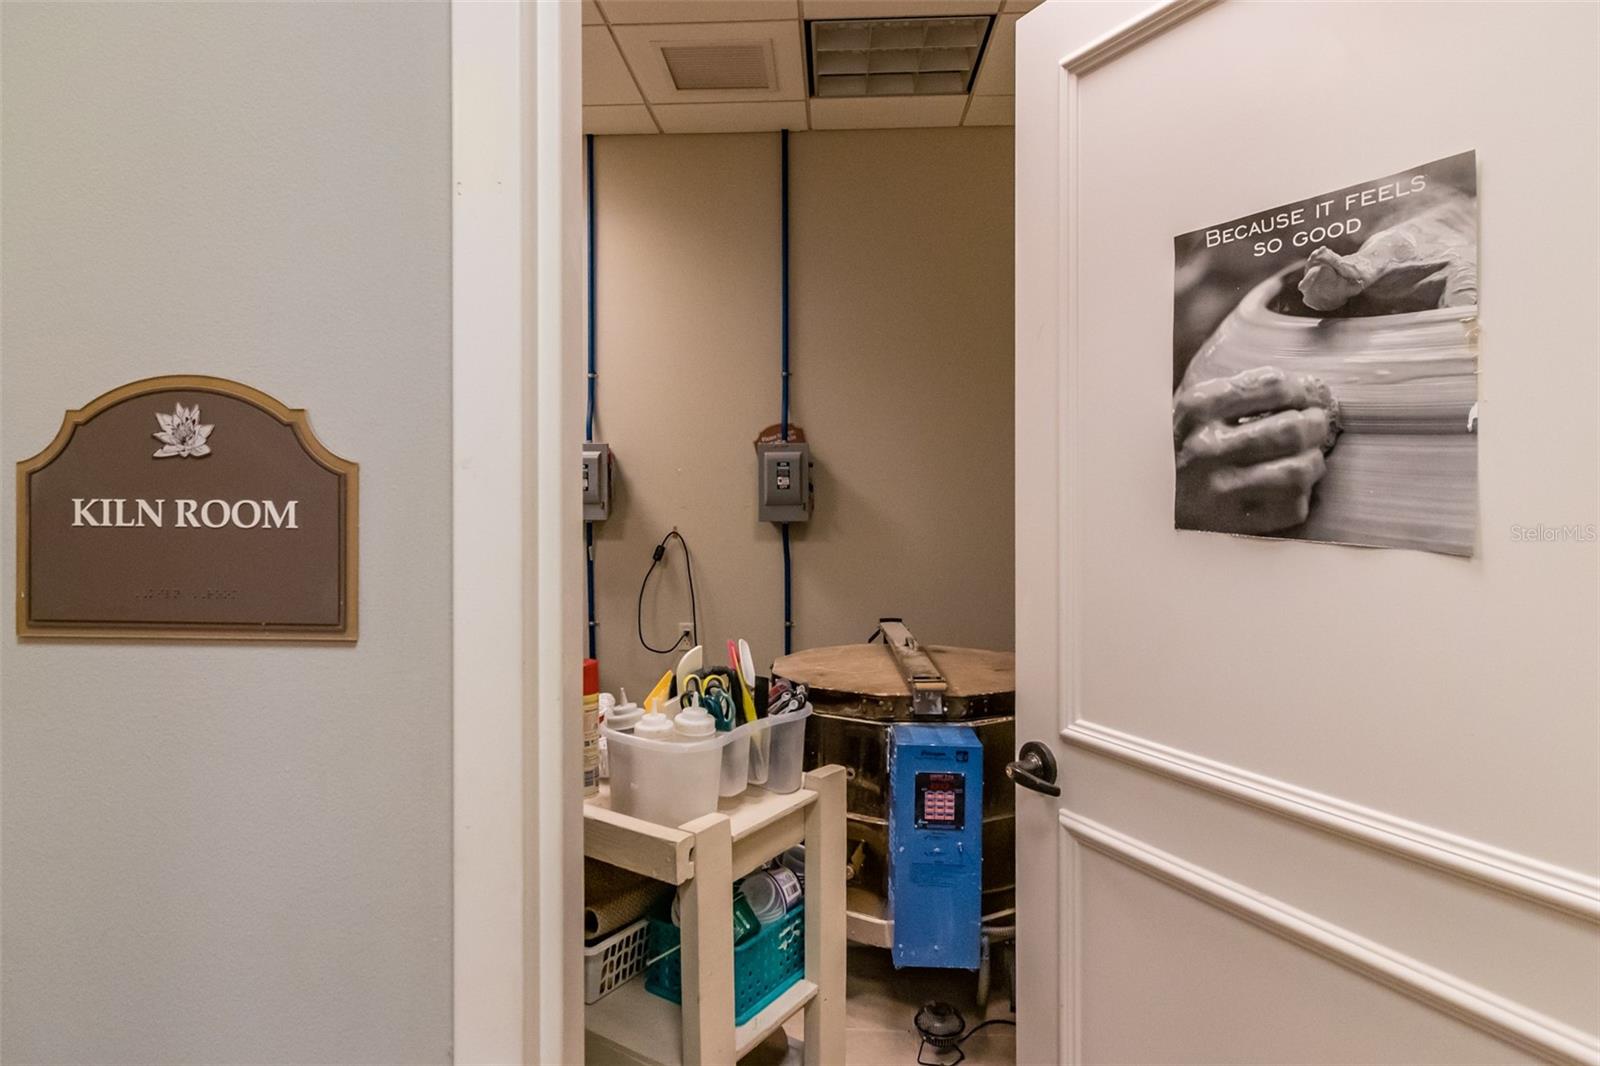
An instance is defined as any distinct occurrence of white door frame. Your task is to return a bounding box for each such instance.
[451,2,584,1062]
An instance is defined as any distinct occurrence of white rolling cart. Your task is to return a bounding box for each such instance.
[584,766,847,1065]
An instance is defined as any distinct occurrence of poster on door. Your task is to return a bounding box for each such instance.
[1171,150,1478,557]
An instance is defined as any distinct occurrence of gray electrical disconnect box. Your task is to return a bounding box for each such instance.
[757,441,811,523]
[582,442,611,522]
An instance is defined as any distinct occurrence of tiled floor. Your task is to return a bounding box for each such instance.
[587,944,1016,1066]
[743,945,1016,1066]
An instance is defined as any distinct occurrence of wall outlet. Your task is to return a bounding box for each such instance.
[679,621,694,639]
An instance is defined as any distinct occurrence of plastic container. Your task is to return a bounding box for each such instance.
[605,724,724,827]
[747,704,812,794]
[583,917,649,1004]
[644,905,805,1025]
[671,889,760,945]
[778,846,806,885]
[718,730,752,797]
[739,866,802,924]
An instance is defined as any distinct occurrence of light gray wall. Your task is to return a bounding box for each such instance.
[1,4,453,1063]
[588,129,1015,692]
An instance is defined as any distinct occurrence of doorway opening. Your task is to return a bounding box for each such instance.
[577,4,1027,1064]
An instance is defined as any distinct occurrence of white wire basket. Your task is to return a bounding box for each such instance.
[583,917,650,1005]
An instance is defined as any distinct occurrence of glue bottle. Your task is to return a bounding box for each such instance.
[673,695,717,739]
[598,690,638,781]
[607,689,642,733]
[633,704,677,741]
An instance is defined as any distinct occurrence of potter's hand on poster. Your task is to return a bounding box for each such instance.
[1298,194,1478,313]
[1174,367,1340,535]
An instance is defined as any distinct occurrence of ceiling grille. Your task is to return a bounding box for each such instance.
[661,43,774,91]
[809,15,994,98]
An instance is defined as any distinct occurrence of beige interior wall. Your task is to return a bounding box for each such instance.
[589,128,1014,692]
[1,4,452,1062]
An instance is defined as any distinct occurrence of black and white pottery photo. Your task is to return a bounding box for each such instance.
[1172,151,1479,556]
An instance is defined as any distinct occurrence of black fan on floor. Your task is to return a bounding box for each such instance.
[913,1001,1015,1066]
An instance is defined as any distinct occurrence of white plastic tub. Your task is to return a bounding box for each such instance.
[605,725,724,827]
[720,703,813,797]
[608,704,815,819]
[746,704,812,794]
[718,731,752,797]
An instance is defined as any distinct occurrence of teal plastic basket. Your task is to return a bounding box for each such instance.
[644,906,804,1026]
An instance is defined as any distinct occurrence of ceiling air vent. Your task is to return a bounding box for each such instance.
[809,15,994,97]
[661,42,775,92]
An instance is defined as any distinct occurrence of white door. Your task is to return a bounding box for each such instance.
[1013,2,1599,1064]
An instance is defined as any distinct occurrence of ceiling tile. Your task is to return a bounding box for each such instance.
[970,12,1016,95]
[583,1,605,25]
[584,105,660,135]
[612,20,806,103]
[654,101,808,133]
[801,0,999,17]
[808,94,966,129]
[584,27,645,105]
[601,0,798,24]
[1002,0,1043,11]
[962,94,1012,125]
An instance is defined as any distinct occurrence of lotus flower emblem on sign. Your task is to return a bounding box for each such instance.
[152,403,214,459]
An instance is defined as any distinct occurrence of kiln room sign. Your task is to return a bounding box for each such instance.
[16,376,358,641]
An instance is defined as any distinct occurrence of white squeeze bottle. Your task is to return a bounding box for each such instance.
[673,695,716,739]
[608,689,642,733]
[633,695,677,741]
[599,690,637,780]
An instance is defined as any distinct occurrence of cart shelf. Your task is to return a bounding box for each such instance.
[583,768,846,1065]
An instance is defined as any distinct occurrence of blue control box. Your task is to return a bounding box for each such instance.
[888,724,983,969]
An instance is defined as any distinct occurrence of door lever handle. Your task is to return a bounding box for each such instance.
[1006,741,1060,797]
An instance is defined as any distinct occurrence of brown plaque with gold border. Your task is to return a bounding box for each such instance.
[17,376,358,641]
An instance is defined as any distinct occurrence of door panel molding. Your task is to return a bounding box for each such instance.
[1058,0,1218,77]
[1053,0,1223,786]
[1065,719,1600,923]
[1061,811,1600,1066]
[1055,0,1597,931]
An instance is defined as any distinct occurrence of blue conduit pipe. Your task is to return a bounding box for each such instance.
[586,134,598,444]
[585,133,598,659]
[780,129,793,655]
[780,129,791,443]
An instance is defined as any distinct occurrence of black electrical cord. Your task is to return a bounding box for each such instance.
[637,529,697,655]
[781,522,793,655]
[959,1019,1016,1045]
[585,521,597,659]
